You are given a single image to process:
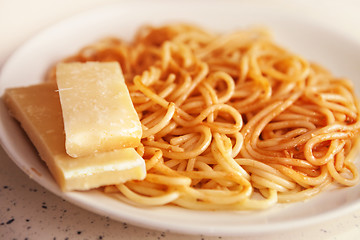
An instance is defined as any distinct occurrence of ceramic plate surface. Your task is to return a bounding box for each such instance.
[1,1,360,236]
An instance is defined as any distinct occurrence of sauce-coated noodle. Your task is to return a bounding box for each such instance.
[48,24,360,210]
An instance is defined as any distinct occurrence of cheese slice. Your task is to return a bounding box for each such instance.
[56,62,142,158]
[4,83,146,191]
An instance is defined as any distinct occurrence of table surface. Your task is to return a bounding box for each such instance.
[1,1,360,239]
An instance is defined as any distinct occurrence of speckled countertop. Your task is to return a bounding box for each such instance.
[1,1,360,239]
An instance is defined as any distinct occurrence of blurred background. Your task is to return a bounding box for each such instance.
[1,0,360,67]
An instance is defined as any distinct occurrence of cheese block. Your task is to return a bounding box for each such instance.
[3,83,146,191]
[56,62,142,158]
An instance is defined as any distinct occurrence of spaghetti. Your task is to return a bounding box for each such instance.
[47,24,360,210]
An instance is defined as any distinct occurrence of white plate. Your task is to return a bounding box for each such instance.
[1,1,360,236]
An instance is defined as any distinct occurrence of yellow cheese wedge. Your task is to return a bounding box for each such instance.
[4,83,146,191]
[56,62,142,158]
